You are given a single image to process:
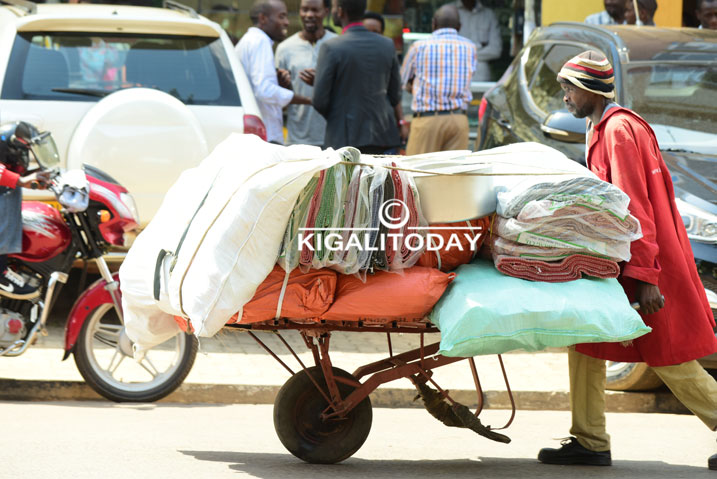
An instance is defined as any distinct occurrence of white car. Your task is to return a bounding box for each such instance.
[0,0,264,225]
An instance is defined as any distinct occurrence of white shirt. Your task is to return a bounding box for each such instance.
[236,27,294,143]
[585,10,619,25]
[275,31,336,146]
[454,1,502,82]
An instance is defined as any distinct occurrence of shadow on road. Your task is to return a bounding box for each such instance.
[180,450,712,478]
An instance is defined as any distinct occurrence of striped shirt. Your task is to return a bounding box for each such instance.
[400,28,477,113]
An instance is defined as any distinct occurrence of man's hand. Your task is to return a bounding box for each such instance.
[289,94,312,105]
[299,68,315,86]
[635,280,665,315]
[18,170,52,190]
[277,68,292,89]
[399,120,409,143]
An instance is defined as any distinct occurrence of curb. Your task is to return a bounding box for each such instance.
[0,379,691,415]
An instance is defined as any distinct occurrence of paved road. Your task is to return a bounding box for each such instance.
[1,403,714,478]
[0,317,695,415]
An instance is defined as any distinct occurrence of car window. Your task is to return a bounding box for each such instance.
[529,44,584,113]
[522,44,546,85]
[625,63,717,135]
[1,33,241,106]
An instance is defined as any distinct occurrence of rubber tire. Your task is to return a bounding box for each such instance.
[273,366,372,464]
[73,306,198,402]
[605,361,664,391]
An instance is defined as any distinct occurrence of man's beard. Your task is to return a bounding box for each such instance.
[569,102,594,119]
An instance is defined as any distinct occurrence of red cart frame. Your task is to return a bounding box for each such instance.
[228,319,516,464]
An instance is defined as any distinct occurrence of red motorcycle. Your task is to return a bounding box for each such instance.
[0,122,197,402]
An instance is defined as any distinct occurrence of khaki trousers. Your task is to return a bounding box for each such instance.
[405,113,469,155]
[568,347,717,452]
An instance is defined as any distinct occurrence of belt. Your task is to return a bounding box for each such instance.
[413,109,466,118]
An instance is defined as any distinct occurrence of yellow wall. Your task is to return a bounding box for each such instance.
[541,0,683,28]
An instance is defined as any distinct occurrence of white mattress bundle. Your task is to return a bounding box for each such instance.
[120,134,341,354]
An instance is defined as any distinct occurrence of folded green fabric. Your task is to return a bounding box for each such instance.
[430,259,651,357]
[278,175,319,271]
[314,163,353,264]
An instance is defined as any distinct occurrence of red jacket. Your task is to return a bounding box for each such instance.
[0,164,19,189]
[576,107,717,366]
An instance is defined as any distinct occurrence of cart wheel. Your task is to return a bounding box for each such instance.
[273,366,372,464]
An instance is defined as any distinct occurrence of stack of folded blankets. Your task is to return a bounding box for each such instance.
[278,155,428,276]
[490,176,643,282]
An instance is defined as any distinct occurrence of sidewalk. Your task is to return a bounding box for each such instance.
[0,321,690,415]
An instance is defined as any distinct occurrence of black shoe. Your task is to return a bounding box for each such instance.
[0,268,39,300]
[538,437,612,466]
[709,452,717,471]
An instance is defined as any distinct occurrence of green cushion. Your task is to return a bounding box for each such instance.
[430,259,651,357]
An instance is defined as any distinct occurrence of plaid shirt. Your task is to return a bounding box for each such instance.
[400,28,476,113]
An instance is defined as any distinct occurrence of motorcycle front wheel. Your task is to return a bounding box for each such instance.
[73,303,198,402]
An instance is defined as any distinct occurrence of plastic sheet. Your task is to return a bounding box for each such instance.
[497,176,632,220]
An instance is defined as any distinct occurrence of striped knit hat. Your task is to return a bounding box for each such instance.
[557,50,615,99]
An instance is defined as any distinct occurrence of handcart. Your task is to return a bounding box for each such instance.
[228,317,516,464]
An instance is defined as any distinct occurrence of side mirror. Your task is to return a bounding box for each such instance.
[540,110,586,143]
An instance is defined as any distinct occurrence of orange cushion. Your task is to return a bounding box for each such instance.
[320,266,454,324]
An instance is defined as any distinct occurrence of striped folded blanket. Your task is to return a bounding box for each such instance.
[498,176,631,219]
[493,254,620,282]
[278,175,319,271]
[494,215,635,262]
[299,169,326,267]
[515,202,641,241]
[489,235,617,261]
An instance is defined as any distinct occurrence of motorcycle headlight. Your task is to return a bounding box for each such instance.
[675,198,717,244]
[119,192,140,225]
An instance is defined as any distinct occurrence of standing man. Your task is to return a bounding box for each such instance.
[624,0,657,25]
[585,0,626,25]
[453,0,501,82]
[312,0,401,153]
[362,11,409,148]
[275,0,336,146]
[361,11,385,34]
[400,5,476,155]
[236,0,311,144]
[697,0,717,29]
[537,50,717,470]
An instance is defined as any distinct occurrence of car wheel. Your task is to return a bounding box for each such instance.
[605,361,664,391]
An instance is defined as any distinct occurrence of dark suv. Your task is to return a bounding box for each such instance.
[477,23,717,390]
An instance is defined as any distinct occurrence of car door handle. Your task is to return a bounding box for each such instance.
[496,118,512,130]
[540,124,569,136]
[540,124,585,143]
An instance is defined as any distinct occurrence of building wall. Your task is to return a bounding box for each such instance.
[541,0,683,28]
